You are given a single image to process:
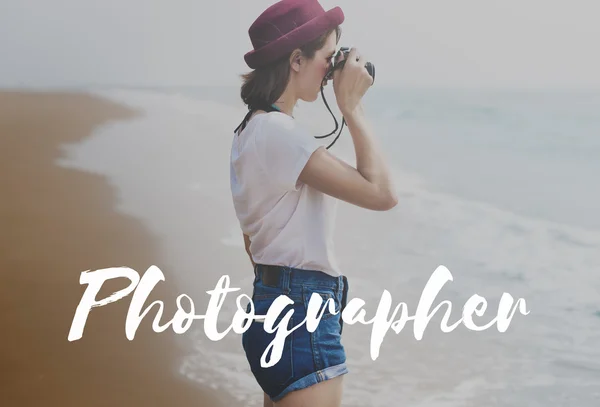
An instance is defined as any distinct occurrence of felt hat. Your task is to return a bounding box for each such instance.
[244,0,344,69]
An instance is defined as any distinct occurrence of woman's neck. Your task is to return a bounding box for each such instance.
[273,87,298,117]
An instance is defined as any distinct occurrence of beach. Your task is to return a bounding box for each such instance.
[0,90,233,406]
[2,86,599,406]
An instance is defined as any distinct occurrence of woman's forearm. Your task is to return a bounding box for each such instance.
[344,104,398,205]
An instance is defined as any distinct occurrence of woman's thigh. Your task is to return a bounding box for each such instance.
[274,375,344,407]
[264,392,274,407]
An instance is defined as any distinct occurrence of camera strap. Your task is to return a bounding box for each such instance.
[315,76,346,150]
[234,79,345,150]
[234,103,281,135]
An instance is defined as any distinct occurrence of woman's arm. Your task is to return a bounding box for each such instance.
[299,106,398,211]
[300,47,398,211]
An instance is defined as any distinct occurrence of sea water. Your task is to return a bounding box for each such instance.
[62,85,600,406]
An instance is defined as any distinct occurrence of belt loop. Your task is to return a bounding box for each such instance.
[282,267,291,294]
[340,275,349,335]
[341,275,349,309]
[253,264,259,284]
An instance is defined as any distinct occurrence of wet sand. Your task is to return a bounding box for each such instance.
[0,90,231,406]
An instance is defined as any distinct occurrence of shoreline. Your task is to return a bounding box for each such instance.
[0,90,232,406]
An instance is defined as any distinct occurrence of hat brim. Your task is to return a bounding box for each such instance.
[244,7,344,69]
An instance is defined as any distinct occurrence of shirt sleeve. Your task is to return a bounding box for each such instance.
[253,113,321,192]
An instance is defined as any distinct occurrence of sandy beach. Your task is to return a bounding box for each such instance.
[0,90,232,406]
[2,87,597,407]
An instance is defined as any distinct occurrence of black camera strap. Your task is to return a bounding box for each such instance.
[234,94,345,150]
[234,74,346,149]
[234,102,281,135]
[315,77,346,150]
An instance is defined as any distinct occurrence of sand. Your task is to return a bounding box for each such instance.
[0,90,233,406]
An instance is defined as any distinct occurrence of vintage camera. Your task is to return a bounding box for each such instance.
[324,47,375,83]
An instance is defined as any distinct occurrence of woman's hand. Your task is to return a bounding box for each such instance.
[332,47,373,117]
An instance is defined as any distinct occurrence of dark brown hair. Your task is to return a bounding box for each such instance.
[240,26,342,108]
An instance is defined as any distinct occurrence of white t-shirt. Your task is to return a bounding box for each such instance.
[229,111,341,277]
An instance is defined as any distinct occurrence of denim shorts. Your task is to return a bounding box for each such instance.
[242,264,349,402]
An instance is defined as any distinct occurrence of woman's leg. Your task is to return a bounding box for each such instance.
[264,392,274,407]
[274,376,344,407]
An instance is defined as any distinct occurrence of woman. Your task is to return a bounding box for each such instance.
[230,1,397,406]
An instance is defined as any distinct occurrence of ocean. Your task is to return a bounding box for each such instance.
[60,85,600,406]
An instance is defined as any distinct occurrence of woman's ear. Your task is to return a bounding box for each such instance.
[290,50,303,72]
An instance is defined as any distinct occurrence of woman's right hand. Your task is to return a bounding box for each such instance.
[332,47,373,116]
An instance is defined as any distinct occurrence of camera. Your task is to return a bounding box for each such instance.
[324,47,375,83]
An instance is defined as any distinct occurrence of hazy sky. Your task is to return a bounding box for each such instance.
[1,0,599,89]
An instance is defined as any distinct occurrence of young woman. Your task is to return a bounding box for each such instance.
[230,1,397,406]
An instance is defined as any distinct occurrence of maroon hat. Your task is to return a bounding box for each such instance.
[244,0,344,69]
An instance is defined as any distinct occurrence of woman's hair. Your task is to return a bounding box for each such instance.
[240,26,342,108]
